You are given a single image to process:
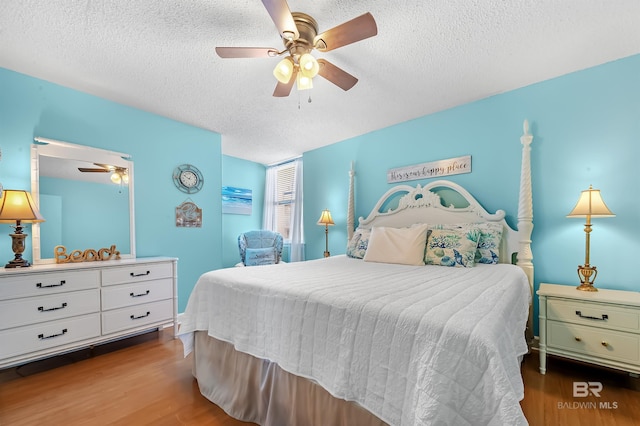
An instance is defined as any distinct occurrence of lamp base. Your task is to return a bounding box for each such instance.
[5,231,31,268]
[576,264,598,292]
[5,258,31,268]
[324,251,330,258]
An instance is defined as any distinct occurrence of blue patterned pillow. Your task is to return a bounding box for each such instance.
[245,247,277,266]
[425,228,480,267]
[346,228,371,259]
[474,222,503,264]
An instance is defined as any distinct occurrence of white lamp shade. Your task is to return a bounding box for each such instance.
[0,190,45,222]
[296,73,313,91]
[299,53,319,78]
[567,186,615,218]
[317,209,334,226]
[273,57,295,84]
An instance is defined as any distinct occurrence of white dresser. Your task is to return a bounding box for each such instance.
[0,257,177,369]
[537,283,640,375]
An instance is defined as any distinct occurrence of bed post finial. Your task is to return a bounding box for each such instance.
[347,161,355,242]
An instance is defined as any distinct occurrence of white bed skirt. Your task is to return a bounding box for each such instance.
[193,331,387,426]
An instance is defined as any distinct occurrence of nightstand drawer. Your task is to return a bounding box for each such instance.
[0,289,100,330]
[102,262,173,286]
[547,298,640,332]
[101,299,173,335]
[101,278,173,310]
[548,320,640,365]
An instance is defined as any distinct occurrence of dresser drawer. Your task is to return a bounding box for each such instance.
[547,298,640,333]
[0,313,101,360]
[547,320,640,365]
[101,262,173,286]
[0,270,100,300]
[0,289,100,330]
[102,299,173,335]
[101,278,173,310]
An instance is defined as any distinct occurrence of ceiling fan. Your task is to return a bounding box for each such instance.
[215,0,377,97]
[78,163,129,184]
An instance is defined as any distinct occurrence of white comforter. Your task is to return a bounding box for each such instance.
[179,255,531,426]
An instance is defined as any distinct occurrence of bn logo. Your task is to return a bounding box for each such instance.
[573,381,602,397]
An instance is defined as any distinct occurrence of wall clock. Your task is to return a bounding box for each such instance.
[173,164,204,194]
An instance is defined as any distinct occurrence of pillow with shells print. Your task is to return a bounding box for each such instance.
[424,227,481,267]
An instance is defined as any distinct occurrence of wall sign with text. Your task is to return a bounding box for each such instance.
[387,155,471,183]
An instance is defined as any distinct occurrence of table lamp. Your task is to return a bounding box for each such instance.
[0,190,45,268]
[567,185,614,291]
[317,209,334,257]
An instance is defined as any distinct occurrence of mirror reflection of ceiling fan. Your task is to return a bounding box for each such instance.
[78,163,129,184]
[215,0,377,97]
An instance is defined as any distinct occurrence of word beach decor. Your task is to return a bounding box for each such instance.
[54,244,121,264]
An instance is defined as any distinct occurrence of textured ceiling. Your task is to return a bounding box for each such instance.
[2,1,639,165]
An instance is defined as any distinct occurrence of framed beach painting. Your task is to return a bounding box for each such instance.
[222,186,252,215]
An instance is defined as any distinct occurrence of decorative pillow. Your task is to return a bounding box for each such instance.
[428,223,503,265]
[363,224,429,266]
[245,247,277,266]
[474,222,503,264]
[346,228,371,259]
[424,228,480,267]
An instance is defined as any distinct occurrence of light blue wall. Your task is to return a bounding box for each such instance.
[0,68,222,313]
[304,54,640,336]
[221,155,265,267]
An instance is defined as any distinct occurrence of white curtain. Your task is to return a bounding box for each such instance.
[263,158,305,262]
[263,166,278,231]
[289,158,305,262]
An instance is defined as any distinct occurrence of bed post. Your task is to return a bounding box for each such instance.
[347,161,355,243]
[518,120,534,345]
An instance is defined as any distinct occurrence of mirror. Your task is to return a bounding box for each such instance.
[31,138,135,264]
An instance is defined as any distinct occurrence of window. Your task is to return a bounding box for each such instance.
[275,163,295,240]
[264,158,304,261]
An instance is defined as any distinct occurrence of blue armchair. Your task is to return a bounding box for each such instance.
[238,230,284,266]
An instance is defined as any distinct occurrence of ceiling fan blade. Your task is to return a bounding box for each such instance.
[78,168,110,173]
[314,12,377,52]
[262,0,299,40]
[317,59,358,91]
[273,68,297,97]
[216,47,279,58]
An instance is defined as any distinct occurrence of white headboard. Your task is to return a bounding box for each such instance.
[357,180,518,265]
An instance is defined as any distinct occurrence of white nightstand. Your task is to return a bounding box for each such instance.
[537,283,640,376]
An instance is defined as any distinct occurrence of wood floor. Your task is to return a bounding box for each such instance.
[1,329,638,426]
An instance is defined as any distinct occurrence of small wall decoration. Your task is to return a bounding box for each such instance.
[387,155,472,183]
[176,199,202,227]
[222,186,252,215]
[54,244,121,263]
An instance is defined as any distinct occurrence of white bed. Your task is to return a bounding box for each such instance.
[179,122,535,426]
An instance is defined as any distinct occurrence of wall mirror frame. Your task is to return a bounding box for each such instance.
[31,137,136,264]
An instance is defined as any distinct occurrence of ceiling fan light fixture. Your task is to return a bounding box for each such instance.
[110,172,122,184]
[299,53,319,78]
[273,56,295,84]
[296,73,313,91]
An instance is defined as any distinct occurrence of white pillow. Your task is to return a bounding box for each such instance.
[363,224,429,266]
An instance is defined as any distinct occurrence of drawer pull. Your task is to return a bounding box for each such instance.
[130,290,150,298]
[575,311,608,321]
[574,337,582,342]
[601,341,609,347]
[130,311,151,320]
[130,271,151,277]
[38,302,68,312]
[38,328,68,340]
[37,280,66,289]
